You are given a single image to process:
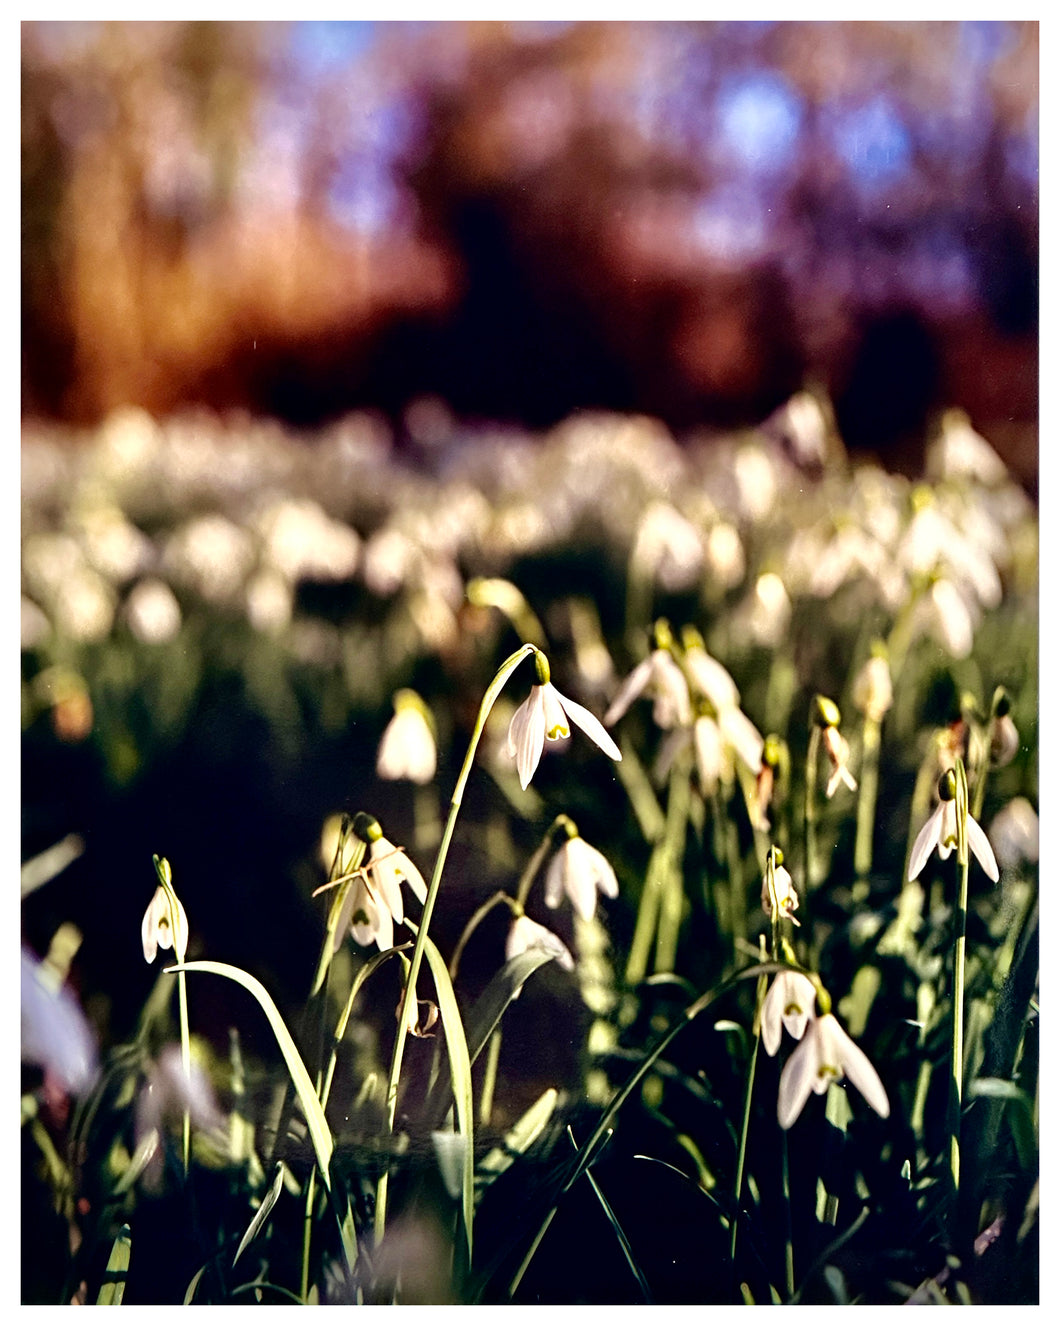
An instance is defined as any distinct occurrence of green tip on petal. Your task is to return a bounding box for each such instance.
[352,812,382,843]
[814,695,841,728]
[653,618,674,651]
[681,624,705,652]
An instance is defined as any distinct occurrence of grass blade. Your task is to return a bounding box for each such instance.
[96,1223,131,1305]
[416,931,476,1261]
[233,1161,287,1267]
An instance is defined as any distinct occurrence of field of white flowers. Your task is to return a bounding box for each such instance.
[21,399,1038,1304]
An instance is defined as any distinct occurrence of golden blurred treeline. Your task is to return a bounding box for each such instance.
[21,20,1038,483]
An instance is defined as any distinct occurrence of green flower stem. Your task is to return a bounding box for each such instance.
[479,1027,503,1126]
[301,1168,316,1304]
[854,714,881,880]
[153,859,191,1175]
[516,816,574,909]
[949,758,972,1203]
[654,752,692,975]
[730,1026,760,1270]
[803,725,821,889]
[177,971,191,1174]
[614,738,667,843]
[448,891,514,984]
[781,1131,795,1298]
[625,848,664,987]
[374,643,537,1249]
[722,784,745,965]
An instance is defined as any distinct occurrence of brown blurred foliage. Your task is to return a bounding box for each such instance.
[22,21,1037,483]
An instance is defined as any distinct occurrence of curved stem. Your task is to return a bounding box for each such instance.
[854,714,881,880]
[949,757,971,1207]
[375,643,537,1247]
[803,726,821,889]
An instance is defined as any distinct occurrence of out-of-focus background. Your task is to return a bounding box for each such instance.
[21,18,1038,1113]
[23,20,1037,482]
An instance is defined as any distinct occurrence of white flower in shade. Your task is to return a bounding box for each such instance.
[761,864,800,926]
[822,724,858,798]
[376,690,437,785]
[366,836,428,924]
[125,578,182,644]
[908,798,999,883]
[989,797,1038,870]
[142,886,189,964]
[545,834,619,922]
[778,1012,890,1129]
[682,637,739,711]
[507,682,621,791]
[761,970,818,1057]
[337,872,395,951]
[505,914,575,990]
[604,649,692,730]
[632,501,704,592]
[852,654,893,724]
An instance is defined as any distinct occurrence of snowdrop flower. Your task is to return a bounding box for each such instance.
[852,650,893,725]
[928,408,1008,486]
[507,651,621,790]
[760,970,818,1057]
[142,883,189,964]
[604,622,692,730]
[988,690,1019,769]
[337,871,396,952]
[630,501,704,593]
[908,772,999,883]
[545,828,619,922]
[778,1011,890,1129]
[989,797,1039,871]
[356,814,428,923]
[505,914,575,997]
[681,629,740,711]
[376,690,437,785]
[822,724,858,798]
[761,856,800,926]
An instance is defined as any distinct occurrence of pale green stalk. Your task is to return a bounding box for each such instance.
[803,724,821,890]
[654,751,692,974]
[153,857,190,1174]
[374,643,537,1247]
[781,1131,794,1298]
[854,714,881,879]
[949,758,972,1200]
[730,1028,760,1271]
[479,1027,503,1127]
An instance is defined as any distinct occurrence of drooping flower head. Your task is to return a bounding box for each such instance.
[760,969,818,1057]
[142,859,189,965]
[338,813,429,950]
[507,650,621,790]
[852,646,893,725]
[761,848,800,927]
[376,689,437,785]
[505,913,575,998]
[604,620,692,731]
[814,694,858,799]
[777,1006,890,1130]
[908,769,999,883]
[544,820,619,922]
